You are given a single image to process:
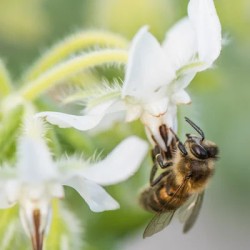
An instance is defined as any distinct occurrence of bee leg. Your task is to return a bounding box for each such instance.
[155,154,173,169]
[150,147,160,186]
[150,145,173,186]
[151,169,171,186]
[159,124,171,149]
[152,145,173,169]
[150,163,158,186]
[170,128,188,156]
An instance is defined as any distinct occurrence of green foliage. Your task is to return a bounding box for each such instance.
[0,60,12,97]
[0,105,24,163]
[0,206,29,250]
[46,201,82,250]
[87,0,175,39]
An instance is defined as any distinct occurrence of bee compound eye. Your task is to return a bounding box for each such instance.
[191,144,208,159]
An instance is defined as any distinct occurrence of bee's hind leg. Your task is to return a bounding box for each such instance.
[150,168,171,186]
[150,145,172,187]
[150,163,158,186]
[152,145,173,169]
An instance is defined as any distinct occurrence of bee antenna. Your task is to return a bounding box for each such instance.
[170,128,187,156]
[185,117,205,140]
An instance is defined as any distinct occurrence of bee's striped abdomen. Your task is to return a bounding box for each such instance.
[140,187,164,212]
[140,174,190,213]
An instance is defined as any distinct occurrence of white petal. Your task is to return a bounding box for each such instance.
[82,136,148,186]
[17,135,57,182]
[3,180,20,206]
[88,111,125,134]
[188,0,221,65]
[63,176,119,212]
[85,99,125,115]
[0,184,16,209]
[163,18,197,70]
[0,199,15,209]
[19,182,54,245]
[86,100,126,133]
[171,89,191,104]
[125,103,143,122]
[143,97,169,117]
[141,112,165,150]
[0,167,18,208]
[19,198,52,247]
[36,99,118,131]
[162,104,178,133]
[174,71,196,90]
[36,112,103,131]
[141,105,177,150]
[122,26,175,102]
[47,182,64,198]
[0,195,13,208]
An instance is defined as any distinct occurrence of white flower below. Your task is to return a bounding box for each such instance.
[36,0,222,151]
[0,118,148,250]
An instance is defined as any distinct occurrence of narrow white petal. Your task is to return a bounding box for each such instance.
[86,99,126,133]
[36,100,119,131]
[63,176,119,212]
[163,18,197,70]
[188,0,221,65]
[83,136,148,186]
[122,26,175,102]
[36,111,105,130]
[141,112,166,150]
[88,111,125,134]
[17,136,57,182]
[141,105,177,150]
[85,99,124,115]
[162,104,178,133]
[19,182,53,248]
[19,199,52,249]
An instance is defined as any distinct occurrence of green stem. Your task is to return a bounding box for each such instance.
[19,49,128,101]
[0,60,12,97]
[23,31,128,81]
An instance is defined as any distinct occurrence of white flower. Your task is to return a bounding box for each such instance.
[36,0,221,151]
[0,118,148,250]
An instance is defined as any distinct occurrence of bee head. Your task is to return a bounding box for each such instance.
[185,117,219,160]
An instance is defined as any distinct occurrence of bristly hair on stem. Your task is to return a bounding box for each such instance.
[23,30,129,82]
[60,79,122,111]
[20,49,127,101]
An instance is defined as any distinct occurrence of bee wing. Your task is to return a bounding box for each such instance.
[178,193,199,223]
[178,191,205,233]
[143,175,190,238]
[143,211,175,238]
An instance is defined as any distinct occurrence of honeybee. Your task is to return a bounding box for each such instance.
[140,117,219,238]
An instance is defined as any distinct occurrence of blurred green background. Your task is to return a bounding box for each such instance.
[0,0,249,249]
